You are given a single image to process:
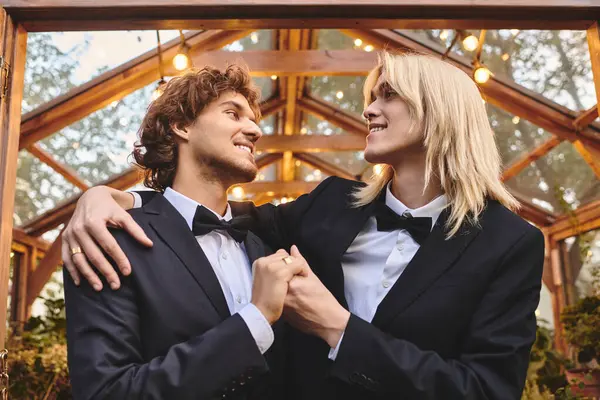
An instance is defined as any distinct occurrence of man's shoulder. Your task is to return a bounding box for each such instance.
[312,176,364,199]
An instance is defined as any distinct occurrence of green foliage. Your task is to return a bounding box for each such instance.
[8,289,70,399]
[561,295,600,364]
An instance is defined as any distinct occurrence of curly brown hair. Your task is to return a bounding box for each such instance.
[133,65,261,192]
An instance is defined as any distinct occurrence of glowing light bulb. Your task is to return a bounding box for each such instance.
[439,30,450,40]
[512,116,520,124]
[250,32,259,44]
[473,66,491,84]
[336,91,344,99]
[462,34,479,52]
[231,186,245,199]
[364,44,374,52]
[373,164,384,175]
[354,38,363,47]
[173,52,190,71]
[501,53,510,61]
[300,127,308,134]
[510,29,519,36]
[271,75,278,81]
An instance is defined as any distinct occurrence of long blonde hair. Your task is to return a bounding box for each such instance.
[353,51,518,238]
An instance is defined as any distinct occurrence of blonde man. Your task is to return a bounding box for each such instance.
[63,52,544,400]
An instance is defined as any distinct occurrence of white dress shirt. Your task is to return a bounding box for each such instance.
[328,184,447,360]
[150,188,274,354]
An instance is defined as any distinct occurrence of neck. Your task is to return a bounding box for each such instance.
[170,157,230,217]
[388,152,443,209]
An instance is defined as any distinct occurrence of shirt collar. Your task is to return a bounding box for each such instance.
[384,183,448,230]
[163,187,232,231]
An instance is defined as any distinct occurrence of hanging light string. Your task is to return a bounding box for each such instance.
[173,30,191,71]
[151,30,167,101]
[472,29,492,84]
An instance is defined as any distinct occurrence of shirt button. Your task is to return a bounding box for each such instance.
[236,295,242,304]
[221,252,228,260]
[397,244,404,251]
[382,281,391,288]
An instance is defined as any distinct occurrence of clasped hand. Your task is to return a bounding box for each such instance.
[252,246,350,348]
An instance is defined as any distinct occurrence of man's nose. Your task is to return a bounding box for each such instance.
[244,120,263,141]
[363,102,381,121]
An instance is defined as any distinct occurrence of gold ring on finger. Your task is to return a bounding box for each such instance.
[71,247,83,256]
[282,256,293,265]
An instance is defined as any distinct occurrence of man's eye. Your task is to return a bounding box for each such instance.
[226,111,239,119]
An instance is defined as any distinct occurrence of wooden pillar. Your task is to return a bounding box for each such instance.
[0,7,27,347]
[588,22,600,107]
[549,238,568,354]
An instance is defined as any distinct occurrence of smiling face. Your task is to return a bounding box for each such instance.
[178,90,262,184]
[363,74,425,165]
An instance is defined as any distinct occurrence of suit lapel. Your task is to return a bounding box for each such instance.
[371,209,480,328]
[145,195,231,321]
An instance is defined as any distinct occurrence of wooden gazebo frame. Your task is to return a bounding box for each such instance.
[1,2,600,357]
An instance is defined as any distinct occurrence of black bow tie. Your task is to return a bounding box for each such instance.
[374,201,433,245]
[192,205,252,243]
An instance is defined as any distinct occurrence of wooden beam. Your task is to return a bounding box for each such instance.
[573,140,600,179]
[190,50,376,77]
[4,2,598,32]
[26,231,62,309]
[0,8,27,346]
[573,105,598,130]
[27,144,89,191]
[257,134,365,153]
[256,152,283,169]
[588,22,600,120]
[19,30,249,150]
[546,198,600,241]
[501,136,563,182]
[237,180,319,195]
[512,195,556,227]
[11,228,50,251]
[346,29,600,153]
[293,152,357,180]
[282,29,303,182]
[297,96,367,136]
[260,97,286,118]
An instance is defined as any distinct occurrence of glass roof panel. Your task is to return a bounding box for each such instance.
[505,141,600,214]
[38,84,154,186]
[301,114,353,136]
[486,102,554,168]
[309,76,366,118]
[14,150,80,226]
[23,30,179,113]
[396,29,595,111]
[317,30,357,50]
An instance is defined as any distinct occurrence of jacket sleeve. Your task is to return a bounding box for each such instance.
[328,228,545,400]
[64,243,270,400]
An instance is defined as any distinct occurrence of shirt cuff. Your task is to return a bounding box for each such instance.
[238,304,274,355]
[328,331,345,361]
[128,191,142,209]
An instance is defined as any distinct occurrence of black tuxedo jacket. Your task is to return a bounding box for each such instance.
[230,176,545,400]
[64,193,285,400]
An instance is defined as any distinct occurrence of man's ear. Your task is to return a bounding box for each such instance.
[171,124,189,141]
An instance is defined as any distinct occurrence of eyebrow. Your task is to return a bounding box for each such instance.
[219,100,256,123]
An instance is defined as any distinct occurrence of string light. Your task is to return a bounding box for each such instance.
[173,30,190,71]
[250,32,259,44]
[462,34,479,52]
[151,78,166,101]
[300,127,308,134]
[439,30,450,40]
[266,191,275,196]
[364,44,374,52]
[280,197,289,204]
[373,164,384,175]
[354,38,363,47]
[72,142,80,150]
[336,91,344,99]
[231,186,245,199]
[501,53,510,61]
[270,75,278,81]
[512,116,520,124]
[510,29,520,36]
[473,65,491,84]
